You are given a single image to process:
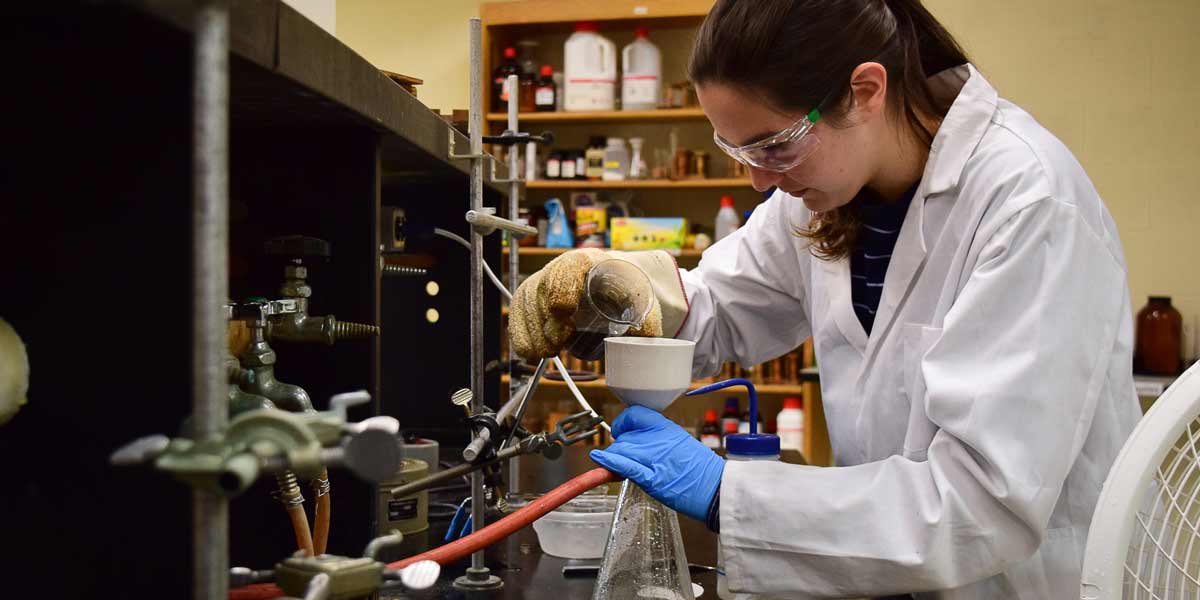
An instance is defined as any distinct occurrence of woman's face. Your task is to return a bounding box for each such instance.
[698,82,878,213]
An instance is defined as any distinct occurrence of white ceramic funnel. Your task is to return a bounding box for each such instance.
[604,337,696,411]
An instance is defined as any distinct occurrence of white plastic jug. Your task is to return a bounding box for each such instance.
[621,27,662,111]
[564,22,616,112]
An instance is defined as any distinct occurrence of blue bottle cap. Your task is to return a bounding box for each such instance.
[725,433,780,457]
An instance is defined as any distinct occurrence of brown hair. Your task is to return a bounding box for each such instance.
[689,0,968,259]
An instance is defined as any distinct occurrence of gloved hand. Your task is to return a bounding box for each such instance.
[508,249,689,360]
[590,405,724,522]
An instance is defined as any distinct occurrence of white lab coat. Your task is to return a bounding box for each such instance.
[677,64,1142,599]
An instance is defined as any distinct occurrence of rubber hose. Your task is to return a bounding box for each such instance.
[276,471,314,556]
[229,468,622,600]
[388,468,620,570]
[311,470,331,555]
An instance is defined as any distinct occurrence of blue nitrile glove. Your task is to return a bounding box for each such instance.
[590,405,725,522]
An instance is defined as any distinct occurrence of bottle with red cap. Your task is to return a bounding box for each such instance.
[621,26,661,111]
[534,65,557,112]
[715,195,740,243]
[492,46,520,111]
[564,21,616,111]
[699,409,722,449]
[721,419,739,449]
[777,396,804,451]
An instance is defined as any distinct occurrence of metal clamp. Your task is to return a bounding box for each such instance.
[482,130,554,147]
[465,210,537,238]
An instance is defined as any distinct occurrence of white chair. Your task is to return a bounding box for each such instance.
[1082,361,1200,599]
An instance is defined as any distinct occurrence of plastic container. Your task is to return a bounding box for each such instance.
[629,137,647,179]
[602,137,629,181]
[531,494,617,559]
[585,136,606,180]
[1135,296,1183,375]
[776,397,803,451]
[564,22,616,112]
[573,150,587,179]
[621,27,662,111]
[717,436,781,599]
[684,379,782,600]
[715,196,740,242]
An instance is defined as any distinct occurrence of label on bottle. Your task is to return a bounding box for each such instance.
[622,75,659,106]
[499,78,513,102]
[561,158,577,179]
[575,157,586,176]
[701,434,721,449]
[603,160,620,169]
[535,87,554,106]
[565,80,615,111]
[779,427,804,451]
[546,158,561,178]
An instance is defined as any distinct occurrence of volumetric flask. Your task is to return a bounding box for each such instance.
[566,259,654,361]
[592,480,695,600]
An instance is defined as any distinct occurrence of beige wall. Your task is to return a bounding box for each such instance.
[336,0,510,113]
[338,0,1200,358]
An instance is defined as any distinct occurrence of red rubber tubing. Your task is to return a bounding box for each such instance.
[388,467,621,570]
[229,468,622,600]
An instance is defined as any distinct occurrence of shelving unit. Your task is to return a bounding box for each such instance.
[487,107,707,123]
[526,177,748,189]
[502,374,814,395]
[484,0,833,466]
[504,246,703,258]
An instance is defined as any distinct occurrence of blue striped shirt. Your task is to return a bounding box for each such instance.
[850,184,919,334]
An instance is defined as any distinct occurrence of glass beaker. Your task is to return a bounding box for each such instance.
[592,480,695,600]
[565,259,654,361]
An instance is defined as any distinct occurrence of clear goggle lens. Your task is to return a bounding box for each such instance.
[714,109,822,172]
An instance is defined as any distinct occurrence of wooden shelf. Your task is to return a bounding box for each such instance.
[503,246,703,258]
[502,374,808,395]
[487,107,706,123]
[526,177,749,190]
[481,1,712,27]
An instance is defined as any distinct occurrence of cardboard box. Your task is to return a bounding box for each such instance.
[610,217,688,251]
[575,206,608,238]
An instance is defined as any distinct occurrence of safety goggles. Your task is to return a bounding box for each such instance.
[713,106,822,172]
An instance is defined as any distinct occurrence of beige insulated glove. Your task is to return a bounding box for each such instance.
[509,249,689,360]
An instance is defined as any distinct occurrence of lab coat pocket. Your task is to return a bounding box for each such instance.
[901,323,942,461]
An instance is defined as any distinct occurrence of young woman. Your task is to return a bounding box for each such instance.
[510,1,1141,597]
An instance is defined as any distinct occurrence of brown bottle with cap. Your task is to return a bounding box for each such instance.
[1135,296,1183,375]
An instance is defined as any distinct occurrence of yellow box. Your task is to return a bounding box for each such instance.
[610,217,688,251]
[575,206,608,238]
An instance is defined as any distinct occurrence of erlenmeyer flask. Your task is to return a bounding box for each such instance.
[592,480,695,600]
[566,258,654,361]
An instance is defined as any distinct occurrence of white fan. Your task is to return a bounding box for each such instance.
[1082,361,1200,599]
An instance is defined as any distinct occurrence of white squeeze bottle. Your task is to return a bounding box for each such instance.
[564,21,616,112]
[621,27,661,111]
[688,378,784,600]
[714,196,740,242]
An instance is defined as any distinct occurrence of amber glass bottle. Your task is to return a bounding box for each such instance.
[1135,296,1183,375]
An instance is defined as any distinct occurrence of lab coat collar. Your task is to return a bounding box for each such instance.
[923,64,999,196]
[821,65,996,359]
